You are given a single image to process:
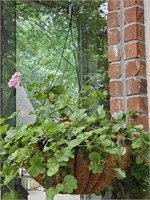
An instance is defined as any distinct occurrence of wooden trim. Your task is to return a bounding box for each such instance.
[0,0,2,118]
[144,0,150,131]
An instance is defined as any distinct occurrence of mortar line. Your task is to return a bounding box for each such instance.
[120,0,127,113]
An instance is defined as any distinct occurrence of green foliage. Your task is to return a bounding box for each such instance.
[2,190,18,200]
[62,175,77,193]
[46,176,77,200]
[113,168,126,180]
[88,152,104,174]
[46,187,58,200]
[0,124,9,136]
[29,154,46,177]
[0,74,149,199]
[111,162,149,199]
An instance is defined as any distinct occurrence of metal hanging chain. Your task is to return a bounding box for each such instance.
[42,1,74,106]
[49,1,73,88]
[59,37,71,87]
[69,2,81,91]
[59,2,73,87]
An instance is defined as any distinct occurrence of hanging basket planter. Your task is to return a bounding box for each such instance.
[31,145,130,195]
[1,74,149,200]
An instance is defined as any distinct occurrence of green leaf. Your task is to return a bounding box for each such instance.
[70,109,86,122]
[55,148,74,162]
[55,94,69,109]
[33,91,47,100]
[46,187,57,200]
[134,124,144,130]
[97,106,106,119]
[112,111,123,120]
[114,168,126,180]
[68,138,82,149]
[1,164,18,185]
[2,190,18,200]
[62,175,77,193]
[0,125,9,136]
[70,126,85,135]
[89,162,104,174]
[51,85,65,95]
[4,176,15,185]
[136,155,145,164]
[9,149,19,160]
[117,138,125,147]
[112,124,122,133]
[3,142,11,149]
[21,131,34,143]
[86,115,97,123]
[103,90,108,97]
[55,183,64,193]
[5,129,16,141]
[82,85,91,93]
[141,133,150,145]
[89,152,100,161]
[29,154,45,177]
[94,126,110,135]
[7,111,19,119]
[105,147,119,154]
[8,141,19,155]
[0,146,7,156]
[101,139,112,147]
[99,135,107,140]
[78,130,93,140]
[0,118,5,125]
[119,147,126,156]
[89,152,104,174]
[131,138,142,149]
[47,159,59,177]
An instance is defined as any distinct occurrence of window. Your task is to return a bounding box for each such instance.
[0,1,108,199]
[144,0,150,131]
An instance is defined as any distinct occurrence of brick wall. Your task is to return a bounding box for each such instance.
[107,0,149,131]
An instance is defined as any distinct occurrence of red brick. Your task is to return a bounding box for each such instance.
[126,60,146,77]
[124,0,144,7]
[108,62,121,78]
[108,0,120,11]
[108,29,120,45]
[125,42,145,59]
[109,80,122,97]
[124,24,145,42]
[110,98,123,113]
[133,115,149,131]
[108,45,120,61]
[127,96,148,113]
[107,11,120,28]
[124,6,144,24]
[126,78,147,95]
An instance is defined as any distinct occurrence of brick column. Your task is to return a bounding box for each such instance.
[108,0,149,131]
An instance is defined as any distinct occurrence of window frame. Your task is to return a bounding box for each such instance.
[144,0,150,131]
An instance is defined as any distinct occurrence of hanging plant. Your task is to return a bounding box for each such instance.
[0,73,149,200]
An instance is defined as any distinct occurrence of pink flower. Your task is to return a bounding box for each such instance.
[12,72,21,78]
[8,72,22,88]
